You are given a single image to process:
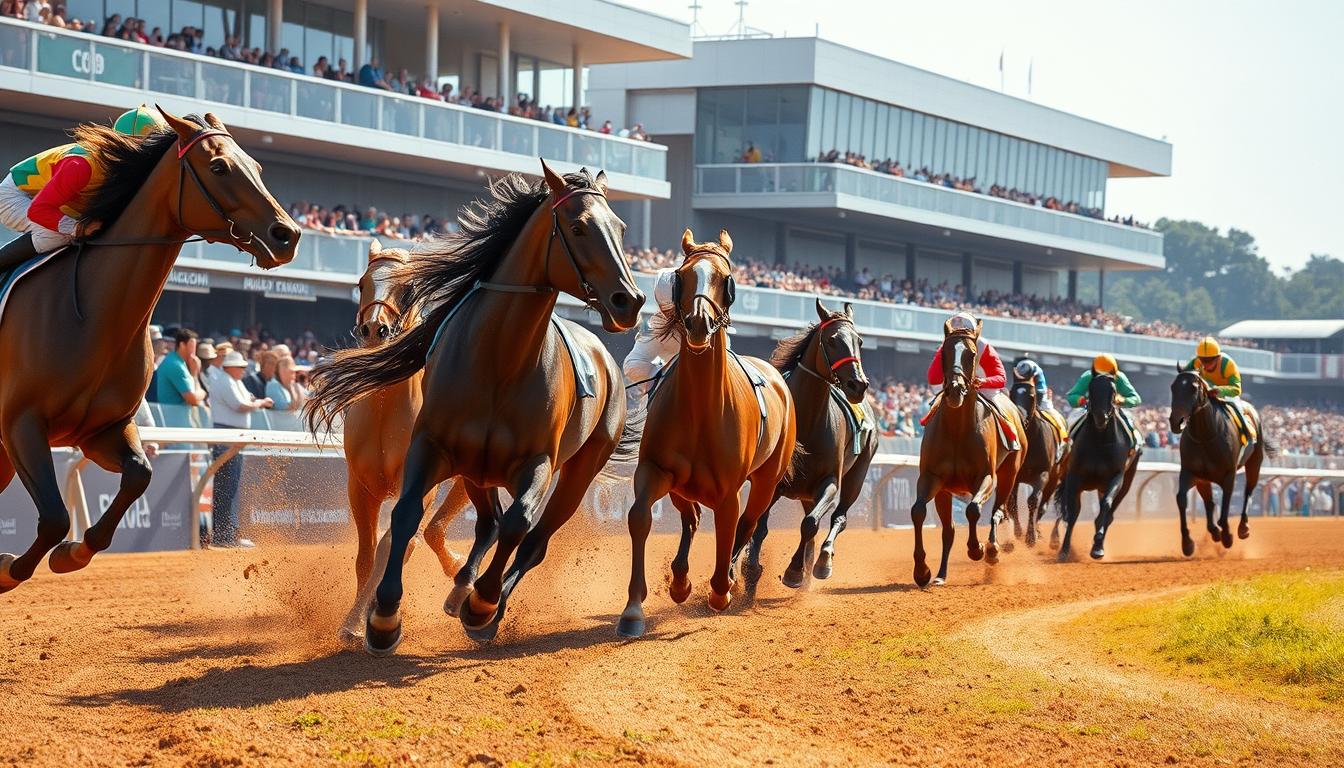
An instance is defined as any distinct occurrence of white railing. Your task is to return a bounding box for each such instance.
[694,163,1164,258]
[0,18,667,183]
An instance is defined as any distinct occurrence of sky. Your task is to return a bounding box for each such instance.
[625,0,1343,274]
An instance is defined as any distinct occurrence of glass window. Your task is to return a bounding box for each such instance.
[201,0,237,51]
[106,0,135,24]
[984,132,999,187]
[172,0,203,33]
[874,103,888,161]
[834,92,851,152]
[695,89,717,163]
[897,108,912,167]
[243,0,265,49]
[137,0,170,36]
[1005,138,1018,190]
[953,123,968,177]
[806,87,824,160]
[860,99,875,159]
[932,118,946,171]
[67,0,102,28]
[817,88,835,155]
[718,88,745,163]
[1023,142,1037,192]
[745,87,778,162]
[776,86,807,162]
[849,94,863,152]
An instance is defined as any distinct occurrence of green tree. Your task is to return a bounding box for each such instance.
[1282,255,1344,319]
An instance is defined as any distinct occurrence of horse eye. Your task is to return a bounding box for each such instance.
[570,224,584,236]
[210,160,229,176]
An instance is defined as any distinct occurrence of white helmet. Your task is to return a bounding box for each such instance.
[653,268,676,311]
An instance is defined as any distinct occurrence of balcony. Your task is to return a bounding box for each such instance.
[693,163,1164,267]
[0,18,668,196]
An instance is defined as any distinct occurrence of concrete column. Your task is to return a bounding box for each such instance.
[531,58,540,103]
[962,252,974,297]
[353,0,368,70]
[1067,269,1079,302]
[267,0,283,55]
[844,233,858,282]
[641,200,652,249]
[775,222,788,266]
[571,43,584,109]
[498,22,511,105]
[1097,268,1105,308]
[905,243,916,282]
[1012,260,1023,294]
[424,4,439,83]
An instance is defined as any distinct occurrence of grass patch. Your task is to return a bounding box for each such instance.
[1096,570,1344,704]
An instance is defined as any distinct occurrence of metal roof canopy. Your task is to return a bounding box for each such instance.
[1220,319,1344,340]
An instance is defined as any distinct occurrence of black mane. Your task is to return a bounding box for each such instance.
[74,116,204,226]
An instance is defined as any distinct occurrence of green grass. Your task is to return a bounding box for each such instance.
[1098,570,1344,704]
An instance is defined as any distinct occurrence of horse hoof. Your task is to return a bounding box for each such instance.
[931,576,946,587]
[1001,539,1015,554]
[47,541,93,574]
[669,575,693,604]
[985,544,999,565]
[616,611,646,639]
[812,551,834,580]
[1238,523,1250,540]
[337,627,364,652]
[443,584,471,617]
[364,605,402,657]
[781,566,805,590]
[1181,537,1196,558]
[913,563,932,588]
[1025,530,1038,548]
[1089,546,1105,560]
[968,546,985,562]
[464,619,501,644]
[1208,528,1220,543]
[0,553,20,594]
[708,589,732,612]
[459,591,499,632]
[1050,533,1061,549]
[1057,547,1072,564]
[1221,528,1233,549]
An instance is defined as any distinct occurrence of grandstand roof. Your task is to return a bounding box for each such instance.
[1220,319,1344,340]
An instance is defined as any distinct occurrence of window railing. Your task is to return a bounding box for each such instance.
[693,163,1164,257]
[0,18,667,183]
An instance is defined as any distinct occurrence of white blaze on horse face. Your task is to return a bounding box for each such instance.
[690,258,719,308]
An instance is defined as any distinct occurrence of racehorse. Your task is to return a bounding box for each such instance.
[1169,365,1272,555]
[1055,373,1141,560]
[0,110,299,592]
[1007,378,1067,548]
[307,163,643,651]
[336,240,472,649]
[909,318,1026,587]
[617,229,796,638]
[742,298,876,592]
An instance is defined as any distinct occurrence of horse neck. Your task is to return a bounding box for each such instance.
[939,388,982,433]
[1187,390,1222,443]
[676,329,731,403]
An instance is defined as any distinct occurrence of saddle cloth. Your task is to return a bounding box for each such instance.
[828,386,873,456]
[648,349,769,442]
[0,248,64,331]
[1217,398,1259,446]
[920,389,1020,451]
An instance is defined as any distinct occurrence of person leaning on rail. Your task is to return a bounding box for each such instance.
[205,351,274,549]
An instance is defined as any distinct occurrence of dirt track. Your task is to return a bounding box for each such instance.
[2,517,1343,767]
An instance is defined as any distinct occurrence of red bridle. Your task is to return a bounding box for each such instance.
[817,317,858,372]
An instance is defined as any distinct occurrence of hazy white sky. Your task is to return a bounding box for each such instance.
[627,0,1342,273]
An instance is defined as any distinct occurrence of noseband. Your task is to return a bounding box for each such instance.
[478,187,611,307]
[352,253,408,341]
[673,249,734,337]
[799,316,858,386]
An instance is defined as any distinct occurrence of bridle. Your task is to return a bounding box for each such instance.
[352,252,408,341]
[1173,370,1213,442]
[476,186,608,310]
[798,316,858,387]
[671,248,735,338]
[945,331,977,395]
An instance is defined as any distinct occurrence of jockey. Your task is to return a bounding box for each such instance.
[1188,336,1253,443]
[0,105,165,271]
[923,310,1018,448]
[1064,353,1142,447]
[622,266,732,396]
[1012,357,1068,441]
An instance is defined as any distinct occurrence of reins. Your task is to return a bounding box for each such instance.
[474,186,607,306]
[672,248,734,340]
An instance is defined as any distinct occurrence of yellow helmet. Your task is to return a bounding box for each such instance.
[1196,336,1221,358]
[1092,353,1118,375]
[113,105,166,136]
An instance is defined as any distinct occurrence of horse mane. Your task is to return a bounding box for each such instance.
[73,116,202,227]
[305,170,598,433]
[771,311,847,373]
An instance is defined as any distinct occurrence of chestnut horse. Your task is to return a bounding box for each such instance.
[1007,377,1067,548]
[308,163,643,651]
[743,298,876,592]
[336,240,472,649]
[1169,366,1272,556]
[909,320,1026,587]
[0,109,298,592]
[618,229,797,638]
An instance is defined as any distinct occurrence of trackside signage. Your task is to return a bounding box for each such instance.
[166,269,211,294]
[242,276,316,302]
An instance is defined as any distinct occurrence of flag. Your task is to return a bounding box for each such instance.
[1028,58,1034,96]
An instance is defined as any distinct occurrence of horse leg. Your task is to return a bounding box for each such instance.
[1057,476,1083,563]
[1024,472,1046,548]
[1217,477,1235,549]
[1090,470,1126,560]
[1176,469,1196,557]
[1005,478,1022,549]
[1195,480,1218,542]
[910,474,942,587]
[785,484,834,589]
[669,494,701,604]
[1239,446,1262,540]
[933,491,955,585]
[708,490,746,612]
[49,421,151,574]
[365,435,451,656]
[965,474,994,562]
[0,416,70,592]
[460,457,553,634]
[337,474,383,648]
[444,483,501,617]
[619,463,673,638]
[423,480,470,579]
[816,463,865,580]
[986,462,1018,565]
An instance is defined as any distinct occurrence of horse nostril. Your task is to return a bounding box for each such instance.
[377,325,390,338]
[269,223,295,246]
[359,325,371,338]
[610,292,631,312]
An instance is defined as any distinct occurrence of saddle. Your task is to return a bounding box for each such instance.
[1068,407,1140,449]
[1215,398,1259,446]
[829,387,872,456]
[0,248,64,332]
[649,350,769,442]
[1039,408,1070,443]
[920,389,1020,451]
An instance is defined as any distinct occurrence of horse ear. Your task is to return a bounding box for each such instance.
[367,239,382,258]
[1176,361,1186,374]
[975,317,984,338]
[815,297,830,321]
[155,104,198,143]
[843,301,854,318]
[203,112,226,131]
[943,318,954,337]
[594,169,608,194]
[681,228,695,255]
[718,229,733,253]
[538,157,566,196]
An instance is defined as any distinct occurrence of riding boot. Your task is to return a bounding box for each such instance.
[0,232,37,274]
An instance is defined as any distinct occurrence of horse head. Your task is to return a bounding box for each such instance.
[813,298,869,403]
[353,240,411,345]
[1169,363,1208,434]
[940,328,978,409]
[673,228,736,352]
[1010,377,1038,418]
[156,108,299,268]
[1088,372,1118,431]
[539,159,643,332]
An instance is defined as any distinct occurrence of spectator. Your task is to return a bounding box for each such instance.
[358,56,390,90]
[243,350,277,399]
[24,0,49,22]
[155,328,206,426]
[266,356,308,415]
[205,351,272,548]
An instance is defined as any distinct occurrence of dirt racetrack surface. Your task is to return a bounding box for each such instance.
[2,517,1343,767]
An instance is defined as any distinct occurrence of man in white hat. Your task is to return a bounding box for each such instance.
[205,351,273,548]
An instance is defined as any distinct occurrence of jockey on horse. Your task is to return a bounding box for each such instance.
[1064,353,1142,448]
[1187,336,1255,444]
[1012,356,1068,442]
[924,311,1019,448]
[0,106,165,270]
[622,265,732,395]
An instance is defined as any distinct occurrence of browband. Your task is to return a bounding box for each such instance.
[177,128,231,159]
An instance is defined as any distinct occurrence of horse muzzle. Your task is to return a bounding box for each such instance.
[842,375,869,404]
[597,287,644,333]
[1169,416,1186,434]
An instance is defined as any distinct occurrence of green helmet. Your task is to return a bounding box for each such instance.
[113,105,165,136]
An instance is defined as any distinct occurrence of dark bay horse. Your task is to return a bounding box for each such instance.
[743,298,876,591]
[1055,373,1141,560]
[1008,378,1067,548]
[1169,366,1271,556]
[618,229,796,638]
[337,240,472,649]
[910,319,1025,587]
[308,163,643,651]
[0,110,298,593]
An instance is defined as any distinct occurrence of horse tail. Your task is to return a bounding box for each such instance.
[783,441,809,486]
[1262,431,1279,459]
[304,303,449,434]
[608,402,646,467]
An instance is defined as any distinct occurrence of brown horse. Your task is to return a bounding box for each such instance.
[743,298,877,592]
[308,163,643,651]
[618,229,797,638]
[336,240,472,649]
[0,109,298,592]
[910,320,1026,587]
[1007,376,1067,548]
